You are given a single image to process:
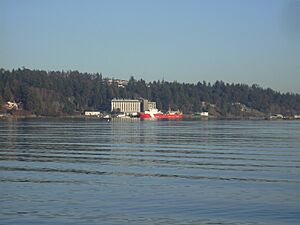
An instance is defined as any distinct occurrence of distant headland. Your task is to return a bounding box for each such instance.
[1,68,299,119]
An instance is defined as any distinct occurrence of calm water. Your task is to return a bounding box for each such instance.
[0,119,300,225]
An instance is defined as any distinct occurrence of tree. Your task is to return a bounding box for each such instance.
[0,67,299,117]
[3,83,13,101]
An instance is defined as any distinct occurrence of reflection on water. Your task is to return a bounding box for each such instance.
[0,118,300,224]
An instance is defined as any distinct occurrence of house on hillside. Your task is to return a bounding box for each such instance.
[4,101,19,110]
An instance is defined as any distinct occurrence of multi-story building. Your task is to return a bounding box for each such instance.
[148,101,156,110]
[111,99,141,113]
[111,99,157,113]
[141,99,156,111]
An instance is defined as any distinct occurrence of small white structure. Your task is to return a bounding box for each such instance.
[5,101,19,110]
[270,114,284,119]
[200,112,209,117]
[84,111,101,117]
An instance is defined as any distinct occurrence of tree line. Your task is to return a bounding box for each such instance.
[0,68,299,117]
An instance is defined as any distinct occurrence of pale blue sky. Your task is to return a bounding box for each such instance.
[1,0,299,93]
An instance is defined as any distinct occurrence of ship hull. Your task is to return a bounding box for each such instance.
[139,113,184,119]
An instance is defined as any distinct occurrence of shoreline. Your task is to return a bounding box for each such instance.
[1,114,298,121]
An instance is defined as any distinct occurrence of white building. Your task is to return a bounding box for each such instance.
[148,101,156,110]
[84,111,101,117]
[200,112,209,117]
[5,101,19,110]
[141,99,157,111]
[111,99,141,113]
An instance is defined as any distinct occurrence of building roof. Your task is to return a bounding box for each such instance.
[111,99,141,102]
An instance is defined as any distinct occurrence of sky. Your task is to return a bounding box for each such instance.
[1,0,299,93]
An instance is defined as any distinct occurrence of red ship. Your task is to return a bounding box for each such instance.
[138,108,184,119]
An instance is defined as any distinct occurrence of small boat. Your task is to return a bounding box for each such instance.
[138,108,184,119]
[103,115,111,119]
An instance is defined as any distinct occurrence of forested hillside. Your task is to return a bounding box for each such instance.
[1,68,299,117]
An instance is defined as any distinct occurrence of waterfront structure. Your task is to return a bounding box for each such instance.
[111,99,141,113]
[148,101,156,110]
[84,111,101,117]
[111,99,157,113]
[200,112,209,117]
[141,99,156,111]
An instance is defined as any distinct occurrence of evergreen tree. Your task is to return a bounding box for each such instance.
[0,68,299,116]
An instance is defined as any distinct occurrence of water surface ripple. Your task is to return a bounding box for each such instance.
[0,119,300,224]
